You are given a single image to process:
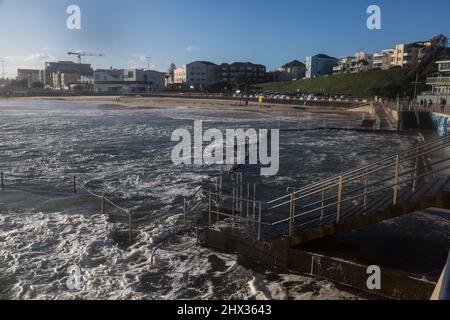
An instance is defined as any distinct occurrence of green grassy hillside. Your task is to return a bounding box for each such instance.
[255,69,413,98]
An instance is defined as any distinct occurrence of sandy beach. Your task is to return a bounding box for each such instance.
[6,96,372,118]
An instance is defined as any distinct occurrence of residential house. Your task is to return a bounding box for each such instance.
[279,60,306,80]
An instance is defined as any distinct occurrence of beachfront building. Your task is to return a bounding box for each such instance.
[173,66,187,85]
[279,60,306,80]
[17,69,43,86]
[333,52,373,74]
[351,52,373,72]
[333,56,353,74]
[44,61,93,88]
[390,41,431,68]
[305,54,339,78]
[52,72,81,91]
[186,61,218,88]
[173,61,218,89]
[418,60,450,104]
[373,49,394,70]
[218,62,266,84]
[94,68,165,93]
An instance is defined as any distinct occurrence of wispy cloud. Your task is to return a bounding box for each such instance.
[5,53,56,63]
[0,52,56,77]
[126,54,156,70]
[186,46,200,53]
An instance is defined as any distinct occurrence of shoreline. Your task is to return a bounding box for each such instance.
[3,95,372,118]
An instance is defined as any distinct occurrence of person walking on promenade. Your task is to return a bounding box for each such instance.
[441,98,447,112]
[429,99,434,110]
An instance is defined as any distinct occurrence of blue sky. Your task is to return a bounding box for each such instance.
[0,0,449,77]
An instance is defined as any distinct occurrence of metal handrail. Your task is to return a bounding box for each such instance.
[296,156,450,212]
[206,137,450,241]
[267,136,449,206]
[0,173,134,244]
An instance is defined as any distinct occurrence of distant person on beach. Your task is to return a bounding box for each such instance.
[441,98,447,112]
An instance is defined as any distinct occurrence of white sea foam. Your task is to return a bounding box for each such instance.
[0,100,422,300]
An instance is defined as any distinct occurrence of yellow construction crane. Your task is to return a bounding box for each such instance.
[68,51,105,64]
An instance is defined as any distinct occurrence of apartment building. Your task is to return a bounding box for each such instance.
[173,66,187,85]
[44,61,93,87]
[373,49,394,70]
[306,54,339,78]
[52,72,81,90]
[187,61,218,88]
[94,68,165,93]
[390,42,431,68]
[333,52,373,74]
[17,69,43,85]
[218,62,266,84]
[333,56,353,74]
[417,60,450,104]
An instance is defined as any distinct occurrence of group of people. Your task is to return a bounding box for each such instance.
[419,98,447,112]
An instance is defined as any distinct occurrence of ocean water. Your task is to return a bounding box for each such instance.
[0,99,422,300]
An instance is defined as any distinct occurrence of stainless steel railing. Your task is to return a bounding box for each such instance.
[207,135,450,240]
[0,173,135,244]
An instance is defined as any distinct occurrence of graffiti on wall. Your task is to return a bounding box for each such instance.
[432,114,450,135]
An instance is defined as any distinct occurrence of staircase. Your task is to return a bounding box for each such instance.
[203,135,450,245]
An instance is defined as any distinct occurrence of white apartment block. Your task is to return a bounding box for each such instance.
[173,61,218,88]
[174,66,187,84]
[373,49,394,70]
[94,69,165,93]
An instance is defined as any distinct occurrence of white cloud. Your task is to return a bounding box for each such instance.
[126,54,157,70]
[186,46,200,53]
[5,53,56,63]
[1,53,57,77]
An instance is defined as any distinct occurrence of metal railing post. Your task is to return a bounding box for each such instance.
[208,193,212,228]
[232,172,236,214]
[240,172,243,214]
[253,183,256,217]
[336,176,344,224]
[258,202,262,241]
[246,183,250,218]
[219,166,223,199]
[393,155,400,205]
[364,175,369,208]
[320,191,325,222]
[289,189,296,236]
[413,148,419,192]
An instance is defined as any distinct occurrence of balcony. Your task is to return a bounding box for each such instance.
[426,77,450,85]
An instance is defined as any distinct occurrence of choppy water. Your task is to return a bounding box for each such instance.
[0,99,424,300]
